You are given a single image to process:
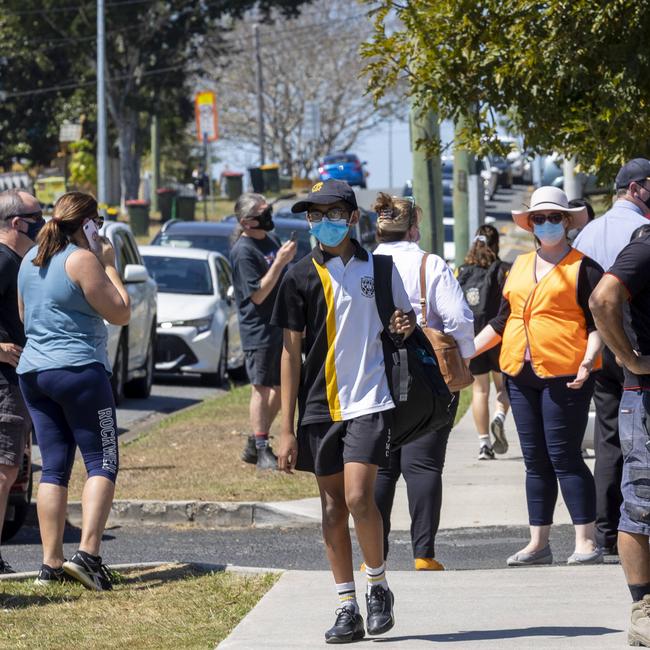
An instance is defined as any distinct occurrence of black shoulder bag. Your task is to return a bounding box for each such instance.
[373,254,453,450]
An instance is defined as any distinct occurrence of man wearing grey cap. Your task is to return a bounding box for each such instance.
[573,158,650,555]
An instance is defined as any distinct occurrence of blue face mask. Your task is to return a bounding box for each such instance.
[533,221,565,246]
[310,219,349,247]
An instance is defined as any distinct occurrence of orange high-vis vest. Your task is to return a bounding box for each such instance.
[499,248,602,378]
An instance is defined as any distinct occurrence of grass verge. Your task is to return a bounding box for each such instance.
[49,383,472,504]
[0,564,276,650]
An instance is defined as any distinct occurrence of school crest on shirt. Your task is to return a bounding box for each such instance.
[466,287,481,307]
[360,276,375,298]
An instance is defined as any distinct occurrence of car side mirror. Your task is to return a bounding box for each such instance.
[124,263,149,283]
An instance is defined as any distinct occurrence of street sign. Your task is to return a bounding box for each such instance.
[195,91,218,143]
[59,121,82,143]
[303,101,320,142]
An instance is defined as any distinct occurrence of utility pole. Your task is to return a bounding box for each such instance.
[453,118,471,268]
[388,119,394,189]
[410,107,443,256]
[254,24,265,165]
[563,156,580,199]
[151,115,160,212]
[97,0,108,214]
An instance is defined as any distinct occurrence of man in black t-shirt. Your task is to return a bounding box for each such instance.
[230,193,296,470]
[590,234,650,646]
[0,189,44,572]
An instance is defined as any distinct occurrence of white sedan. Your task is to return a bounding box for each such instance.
[139,246,245,385]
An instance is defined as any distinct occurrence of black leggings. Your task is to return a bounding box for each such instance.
[506,363,596,526]
[375,397,459,559]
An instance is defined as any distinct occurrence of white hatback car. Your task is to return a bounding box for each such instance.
[139,246,244,385]
[101,221,158,402]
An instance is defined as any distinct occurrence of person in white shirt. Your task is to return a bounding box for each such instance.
[372,192,475,571]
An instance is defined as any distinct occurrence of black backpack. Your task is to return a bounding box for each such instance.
[457,261,502,331]
[373,254,453,450]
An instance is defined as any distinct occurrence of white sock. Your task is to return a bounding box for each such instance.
[479,435,491,448]
[366,563,389,594]
[336,581,358,612]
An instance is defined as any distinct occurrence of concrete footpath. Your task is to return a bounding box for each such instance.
[219,567,627,649]
[219,406,624,649]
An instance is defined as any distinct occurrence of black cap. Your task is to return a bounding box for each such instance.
[615,158,650,189]
[291,179,358,213]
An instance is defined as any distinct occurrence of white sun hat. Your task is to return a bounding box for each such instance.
[511,186,589,233]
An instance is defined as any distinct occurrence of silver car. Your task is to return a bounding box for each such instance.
[101,221,157,403]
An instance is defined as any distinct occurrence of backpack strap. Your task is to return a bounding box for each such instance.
[372,254,396,331]
[419,253,429,327]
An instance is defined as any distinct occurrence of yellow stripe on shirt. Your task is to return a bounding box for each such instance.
[312,259,342,421]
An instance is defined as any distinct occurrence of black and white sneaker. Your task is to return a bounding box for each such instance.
[63,551,114,591]
[34,563,76,586]
[478,445,496,461]
[0,557,15,574]
[325,607,365,644]
[256,445,278,471]
[366,586,395,636]
[490,415,509,454]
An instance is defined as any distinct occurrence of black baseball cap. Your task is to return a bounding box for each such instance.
[291,179,358,213]
[615,158,650,189]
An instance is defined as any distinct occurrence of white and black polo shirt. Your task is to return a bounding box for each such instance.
[272,241,412,426]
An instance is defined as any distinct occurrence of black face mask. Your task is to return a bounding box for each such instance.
[639,186,650,212]
[21,217,45,241]
[253,206,274,232]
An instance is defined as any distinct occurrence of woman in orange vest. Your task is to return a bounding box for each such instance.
[473,186,604,566]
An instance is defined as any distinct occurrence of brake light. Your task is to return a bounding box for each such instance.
[354,161,362,171]
[318,166,325,174]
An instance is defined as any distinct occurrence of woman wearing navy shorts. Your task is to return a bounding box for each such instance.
[17,192,130,590]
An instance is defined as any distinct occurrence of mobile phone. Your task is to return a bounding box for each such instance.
[290,230,297,242]
[82,219,101,253]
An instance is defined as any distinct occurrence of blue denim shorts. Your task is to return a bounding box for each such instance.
[619,390,650,536]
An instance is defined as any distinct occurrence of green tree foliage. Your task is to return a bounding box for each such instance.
[362,1,650,180]
[0,0,311,198]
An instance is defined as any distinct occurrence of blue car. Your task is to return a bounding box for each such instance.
[317,152,367,188]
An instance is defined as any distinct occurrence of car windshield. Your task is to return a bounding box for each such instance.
[323,154,357,164]
[142,256,213,295]
[157,233,231,257]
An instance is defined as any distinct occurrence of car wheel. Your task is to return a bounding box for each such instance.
[110,333,127,405]
[124,328,154,399]
[200,334,228,387]
[2,470,32,543]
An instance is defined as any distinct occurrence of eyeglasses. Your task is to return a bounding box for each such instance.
[307,207,348,223]
[530,212,565,226]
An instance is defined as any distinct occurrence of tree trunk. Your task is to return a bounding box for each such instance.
[116,108,141,201]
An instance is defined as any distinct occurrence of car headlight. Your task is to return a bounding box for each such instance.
[159,315,213,333]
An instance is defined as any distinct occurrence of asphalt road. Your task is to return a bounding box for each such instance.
[5,523,619,574]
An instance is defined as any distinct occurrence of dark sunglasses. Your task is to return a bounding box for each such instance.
[6,210,43,221]
[530,212,565,226]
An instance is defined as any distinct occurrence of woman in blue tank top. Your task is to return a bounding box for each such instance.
[17,192,130,590]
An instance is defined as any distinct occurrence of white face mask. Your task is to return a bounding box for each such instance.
[567,228,580,242]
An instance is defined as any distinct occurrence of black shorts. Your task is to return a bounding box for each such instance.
[296,410,393,476]
[469,345,502,376]
[245,346,281,387]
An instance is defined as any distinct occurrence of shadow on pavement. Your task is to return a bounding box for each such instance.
[377,626,622,643]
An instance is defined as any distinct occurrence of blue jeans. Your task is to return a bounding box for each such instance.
[506,363,596,526]
[618,390,650,537]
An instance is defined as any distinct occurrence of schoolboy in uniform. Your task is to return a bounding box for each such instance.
[272,180,415,644]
